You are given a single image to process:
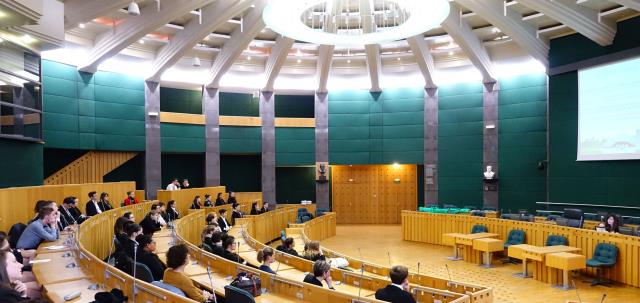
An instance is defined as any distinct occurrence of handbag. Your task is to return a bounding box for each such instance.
[230,272,262,297]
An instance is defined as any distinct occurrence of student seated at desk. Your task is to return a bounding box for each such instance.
[201,226,216,251]
[164,244,215,303]
[99,192,114,212]
[167,200,180,221]
[136,235,166,281]
[250,202,260,215]
[214,193,225,206]
[140,211,162,236]
[231,203,243,225]
[221,235,246,264]
[122,191,139,206]
[303,260,334,290]
[157,202,169,224]
[605,214,620,233]
[85,191,104,216]
[217,209,230,232]
[257,247,276,274]
[276,237,299,257]
[227,192,237,205]
[28,200,54,224]
[122,223,142,260]
[1,232,41,299]
[203,194,213,207]
[191,196,202,210]
[208,232,224,257]
[260,202,270,214]
[113,217,133,251]
[375,265,416,303]
[16,208,59,250]
[123,212,135,222]
[303,241,325,262]
[150,204,166,227]
[205,213,220,229]
[59,197,85,229]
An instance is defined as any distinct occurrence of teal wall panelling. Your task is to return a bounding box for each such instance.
[160,123,205,153]
[0,138,43,188]
[160,87,202,114]
[274,94,314,118]
[498,74,547,212]
[276,167,316,203]
[220,126,262,154]
[275,127,315,166]
[219,92,259,116]
[438,82,484,207]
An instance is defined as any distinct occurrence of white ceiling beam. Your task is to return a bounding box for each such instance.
[63,0,131,30]
[454,0,549,67]
[205,0,267,88]
[607,0,640,12]
[441,4,496,83]
[406,35,437,89]
[79,0,214,73]
[147,0,254,81]
[360,0,382,92]
[517,0,616,46]
[263,35,295,92]
[316,1,341,93]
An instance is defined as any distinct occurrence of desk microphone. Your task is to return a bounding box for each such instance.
[445,264,452,287]
[63,290,81,301]
[132,241,139,303]
[206,266,218,303]
[107,234,117,265]
[387,252,392,267]
[417,262,420,277]
[572,280,582,303]
[274,252,281,275]
[599,294,606,303]
[356,263,365,303]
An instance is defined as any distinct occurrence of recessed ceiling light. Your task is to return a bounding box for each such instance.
[491,27,500,33]
[296,49,302,56]
[448,51,454,56]
[139,39,145,44]
[247,56,252,60]
[347,59,351,64]
[0,10,6,18]
[297,59,301,63]
[396,57,401,61]
[193,56,201,67]
[250,4,255,8]
[0,37,4,43]
[21,35,35,43]
[78,23,85,28]
[128,1,140,16]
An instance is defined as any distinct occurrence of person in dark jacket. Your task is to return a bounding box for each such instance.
[136,234,167,281]
[166,200,180,222]
[259,202,270,214]
[209,232,224,257]
[85,191,104,216]
[227,192,237,205]
[217,209,230,232]
[231,203,243,226]
[203,194,213,207]
[139,211,162,236]
[250,202,260,215]
[99,192,114,211]
[214,193,225,206]
[276,237,299,257]
[375,265,416,303]
[221,235,245,264]
[190,196,202,210]
[303,260,334,289]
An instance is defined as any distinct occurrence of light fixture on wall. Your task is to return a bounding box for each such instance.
[148,111,159,117]
[392,162,400,169]
[485,124,496,129]
[393,178,401,184]
[128,1,141,16]
[192,56,201,67]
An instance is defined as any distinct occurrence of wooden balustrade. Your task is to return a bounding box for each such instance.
[157,187,264,219]
[0,181,135,232]
[44,151,137,185]
[402,210,640,288]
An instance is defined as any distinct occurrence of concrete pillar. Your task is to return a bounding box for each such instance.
[260,91,276,208]
[315,92,330,211]
[144,81,162,199]
[483,82,499,209]
[11,87,25,135]
[424,87,438,206]
[203,87,221,186]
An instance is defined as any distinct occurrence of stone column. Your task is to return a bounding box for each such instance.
[203,87,221,186]
[144,81,162,199]
[424,87,438,207]
[260,91,276,208]
[483,81,499,209]
[315,92,330,211]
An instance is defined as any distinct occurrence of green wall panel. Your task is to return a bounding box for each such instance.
[160,87,202,114]
[43,148,87,178]
[438,82,483,206]
[276,127,315,165]
[275,94,314,118]
[161,153,205,189]
[276,167,316,203]
[219,92,259,117]
[161,123,205,153]
[220,155,261,192]
[498,73,547,212]
[42,60,145,151]
[220,126,261,154]
[0,138,43,188]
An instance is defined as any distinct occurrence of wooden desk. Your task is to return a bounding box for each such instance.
[546,252,586,290]
[36,231,74,254]
[190,271,304,303]
[450,233,499,263]
[508,244,580,282]
[472,238,504,268]
[239,250,295,271]
[275,268,376,298]
[32,251,89,285]
[442,233,464,260]
[44,278,103,303]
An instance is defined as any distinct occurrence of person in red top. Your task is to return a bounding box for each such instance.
[123,191,139,206]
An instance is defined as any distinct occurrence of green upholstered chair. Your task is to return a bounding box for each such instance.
[586,243,618,287]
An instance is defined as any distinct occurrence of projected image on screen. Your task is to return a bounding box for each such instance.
[578,56,640,161]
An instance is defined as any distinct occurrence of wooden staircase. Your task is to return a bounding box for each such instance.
[44,151,138,185]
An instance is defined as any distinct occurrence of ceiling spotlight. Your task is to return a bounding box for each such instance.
[21,34,35,43]
[251,4,255,8]
[247,56,252,61]
[0,37,4,43]
[78,23,85,28]
[448,51,454,56]
[491,27,500,33]
[396,57,401,61]
[128,1,141,16]
[193,56,201,67]
[296,49,302,56]
[139,39,145,44]
[347,59,351,64]
[297,59,301,63]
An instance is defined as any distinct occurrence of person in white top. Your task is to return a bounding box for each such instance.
[166,178,180,191]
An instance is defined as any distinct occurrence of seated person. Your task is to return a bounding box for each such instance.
[165,179,180,191]
[302,241,325,262]
[604,214,620,233]
[260,202,270,214]
[217,209,230,232]
[28,200,53,224]
[190,196,202,210]
[182,179,190,189]
[1,232,41,298]
[163,244,214,303]
[166,200,180,221]
[221,235,245,264]
[231,203,243,226]
[123,212,135,222]
[214,193,225,206]
[250,202,260,215]
[208,232,224,257]
[17,207,59,250]
[99,192,114,211]
[135,235,166,281]
[59,197,85,228]
[122,223,143,260]
[203,194,213,207]
[303,260,334,290]
[85,191,104,216]
[139,211,162,236]
[123,191,139,206]
[201,226,216,252]
[113,217,133,249]
[257,247,276,274]
[227,192,237,205]
[276,237,299,257]
[375,265,416,303]
[150,204,166,227]
[156,202,169,223]
[205,213,218,227]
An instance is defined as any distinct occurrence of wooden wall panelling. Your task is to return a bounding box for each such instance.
[44,151,138,185]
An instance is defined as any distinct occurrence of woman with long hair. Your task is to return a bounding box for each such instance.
[0,232,41,298]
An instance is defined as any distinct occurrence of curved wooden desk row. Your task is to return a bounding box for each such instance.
[0,181,136,232]
[287,215,493,303]
[402,210,640,288]
[157,186,266,218]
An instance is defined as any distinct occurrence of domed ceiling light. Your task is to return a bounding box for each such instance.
[128,1,141,16]
[263,0,449,46]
